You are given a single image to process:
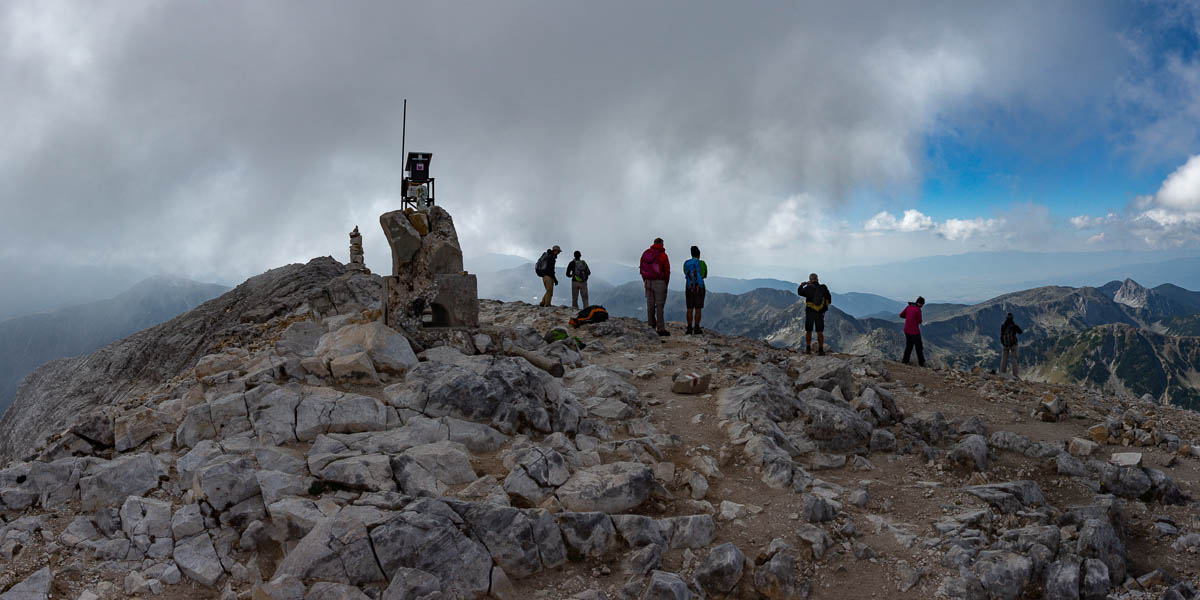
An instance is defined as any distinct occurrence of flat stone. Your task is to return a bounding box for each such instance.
[556,462,653,514]
[79,454,166,511]
[174,532,224,587]
[1110,452,1141,467]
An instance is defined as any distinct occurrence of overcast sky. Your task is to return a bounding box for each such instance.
[3,0,1200,286]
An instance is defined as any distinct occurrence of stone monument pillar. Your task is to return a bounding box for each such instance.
[348,226,369,272]
[379,207,479,332]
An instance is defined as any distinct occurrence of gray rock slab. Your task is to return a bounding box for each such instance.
[556,462,653,514]
[174,532,224,587]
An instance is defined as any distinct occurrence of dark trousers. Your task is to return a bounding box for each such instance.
[903,333,925,366]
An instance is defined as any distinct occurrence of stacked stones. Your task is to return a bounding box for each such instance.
[379,207,478,334]
[347,226,368,273]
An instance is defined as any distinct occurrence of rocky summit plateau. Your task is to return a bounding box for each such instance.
[2,231,1200,599]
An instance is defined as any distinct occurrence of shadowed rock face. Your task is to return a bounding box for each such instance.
[0,257,380,462]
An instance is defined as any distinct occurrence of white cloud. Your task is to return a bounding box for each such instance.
[1069,214,1117,229]
[0,0,1137,283]
[1071,154,1200,247]
[864,209,1000,241]
[1150,153,1200,215]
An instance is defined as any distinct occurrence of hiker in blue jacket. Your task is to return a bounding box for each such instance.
[683,246,708,335]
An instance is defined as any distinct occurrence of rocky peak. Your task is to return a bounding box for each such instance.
[1113,278,1150,309]
[1,242,1199,599]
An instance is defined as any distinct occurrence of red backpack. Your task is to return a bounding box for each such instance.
[640,248,664,280]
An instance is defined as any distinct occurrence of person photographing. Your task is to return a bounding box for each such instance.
[797,273,832,355]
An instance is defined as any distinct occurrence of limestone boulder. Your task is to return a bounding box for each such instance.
[294,387,391,441]
[557,511,618,559]
[642,571,692,600]
[797,388,873,451]
[671,371,712,395]
[174,532,224,587]
[391,441,476,496]
[79,454,167,512]
[245,385,303,446]
[451,502,566,578]
[120,496,172,541]
[274,513,385,585]
[950,434,990,472]
[695,542,745,595]
[380,210,423,273]
[330,352,380,385]
[114,407,172,452]
[319,454,396,492]
[276,320,325,357]
[0,566,51,600]
[192,456,260,511]
[556,462,653,514]
[370,510,492,597]
[317,321,419,375]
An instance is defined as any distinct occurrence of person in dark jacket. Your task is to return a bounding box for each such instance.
[1000,313,1023,378]
[536,246,561,307]
[565,250,591,309]
[797,273,832,355]
[900,296,926,366]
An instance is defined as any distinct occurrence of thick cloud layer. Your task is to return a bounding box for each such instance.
[0,1,1158,284]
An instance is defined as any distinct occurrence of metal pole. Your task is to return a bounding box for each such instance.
[401,99,407,173]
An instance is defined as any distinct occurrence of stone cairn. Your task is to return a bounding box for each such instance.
[347,226,369,273]
[379,206,479,334]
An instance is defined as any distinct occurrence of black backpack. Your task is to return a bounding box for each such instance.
[534,251,553,277]
[1001,322,1019,347]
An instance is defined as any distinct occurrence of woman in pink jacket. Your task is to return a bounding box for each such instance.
[900,296,926,367]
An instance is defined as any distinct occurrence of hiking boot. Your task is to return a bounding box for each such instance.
[817,348,825,356]
[694,326,703,335]
[804,347,812,355]
[657,330,671,337]
[685,326,694,335]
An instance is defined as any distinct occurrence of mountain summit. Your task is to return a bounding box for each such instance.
[0,252,1198,598]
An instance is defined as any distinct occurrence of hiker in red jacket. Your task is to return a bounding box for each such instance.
[640,238,671,336]
[900,296,926,367]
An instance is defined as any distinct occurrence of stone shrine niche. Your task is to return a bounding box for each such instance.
[379,206,478,333]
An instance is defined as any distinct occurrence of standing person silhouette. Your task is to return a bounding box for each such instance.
[1000,313,1023,378]
[683,246,707,335]
[639,238,671,336]
[797,273,831,355]
[565,250,590,309]
[900,296,926,366]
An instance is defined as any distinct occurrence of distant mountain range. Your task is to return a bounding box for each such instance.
[0,275,228,415]
[468,250,1200,304]
[476,261,1200,409]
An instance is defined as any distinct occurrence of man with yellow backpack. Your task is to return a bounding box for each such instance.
[797,273,831,355]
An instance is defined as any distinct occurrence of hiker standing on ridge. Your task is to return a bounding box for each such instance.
[1000,312,1023,378]
[640,238,671,336]
[565,250,591,309]
[900,296,926,367]
[798,273,832,355]
[535,245,561,307]
[683,246,708,335]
